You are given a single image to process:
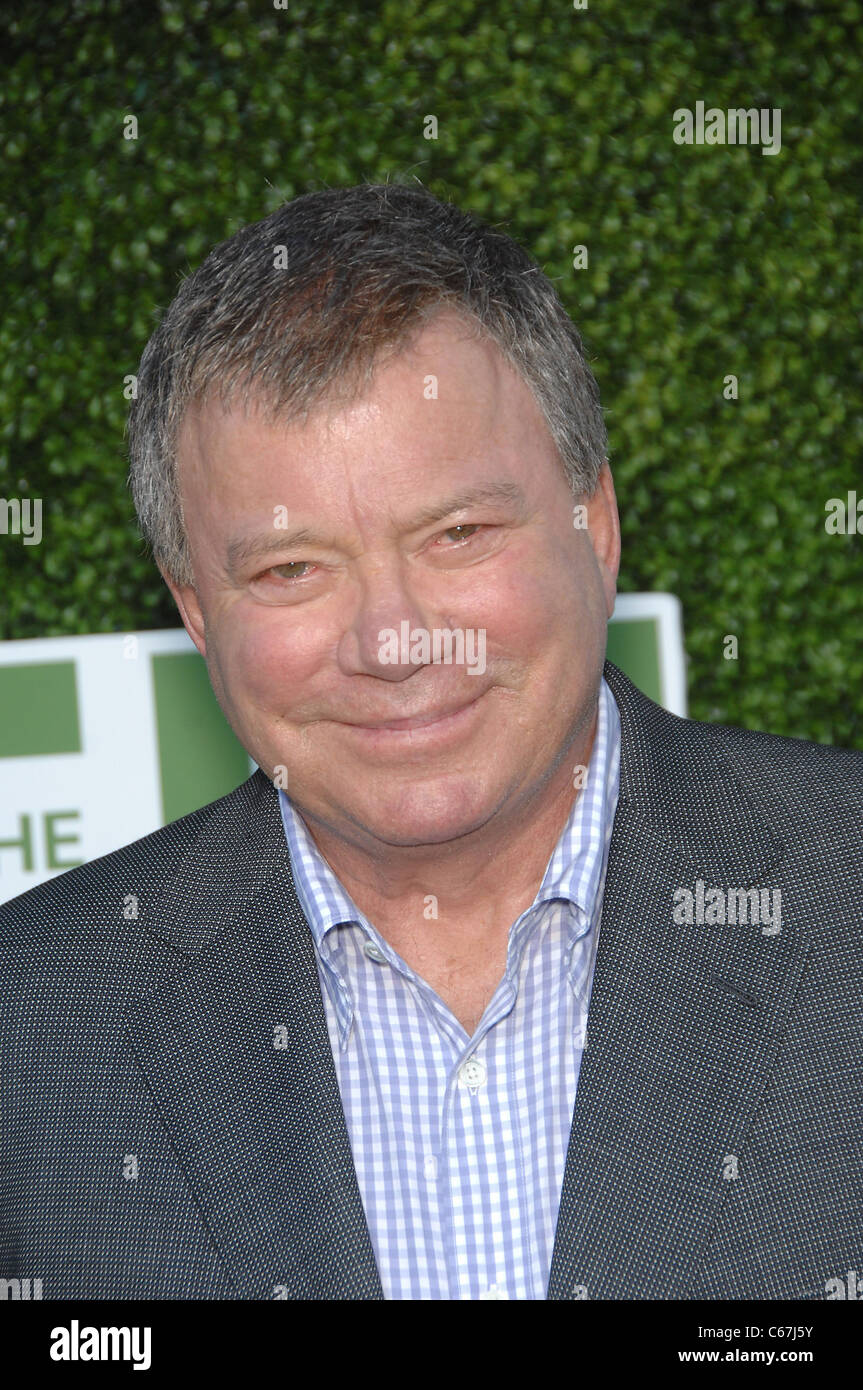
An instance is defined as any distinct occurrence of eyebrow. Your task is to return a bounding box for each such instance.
[225,479,527,574]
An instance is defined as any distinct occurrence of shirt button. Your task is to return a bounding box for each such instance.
[423,1155,438,1181]
[362,940,388,964]
[458,1057,487,1092]
[479,1284,508,1299]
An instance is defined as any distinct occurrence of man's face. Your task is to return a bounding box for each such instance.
[169,310,620,850]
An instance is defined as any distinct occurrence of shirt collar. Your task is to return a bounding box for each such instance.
[531,675,620,916]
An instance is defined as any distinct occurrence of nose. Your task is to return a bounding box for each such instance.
[336,556,441,683]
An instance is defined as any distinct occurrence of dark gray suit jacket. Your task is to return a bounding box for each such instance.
[2,661,861,1300]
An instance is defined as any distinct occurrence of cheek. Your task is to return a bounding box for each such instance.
[461,541,586,658]
[209,604,331,712]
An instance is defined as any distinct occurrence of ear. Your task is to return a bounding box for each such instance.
[585,461,621,619]
[159,565,207,659]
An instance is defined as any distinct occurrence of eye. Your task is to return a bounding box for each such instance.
[440,523,481,545]
[268,560,314,581]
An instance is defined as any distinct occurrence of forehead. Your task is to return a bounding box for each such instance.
[179,308,525,439]
[174,309,561,521]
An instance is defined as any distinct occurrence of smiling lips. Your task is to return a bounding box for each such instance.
[340,690,486,733]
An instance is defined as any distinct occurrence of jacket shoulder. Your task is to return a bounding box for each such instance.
[604,661,863,846]
[677,708,863,846]
[699,710,863,789]
[0,771,270,959]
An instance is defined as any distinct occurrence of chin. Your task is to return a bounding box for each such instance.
[353,778,501,847]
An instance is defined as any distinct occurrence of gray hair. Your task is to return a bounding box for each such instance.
[127,180,608,585]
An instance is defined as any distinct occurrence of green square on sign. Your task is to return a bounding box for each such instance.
[606,618,663,706]
[0,661,81,757]
[151,652,252,824]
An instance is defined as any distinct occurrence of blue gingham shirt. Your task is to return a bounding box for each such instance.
[278,677,621,1300]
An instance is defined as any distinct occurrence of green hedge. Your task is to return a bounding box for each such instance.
[2,0,861,746]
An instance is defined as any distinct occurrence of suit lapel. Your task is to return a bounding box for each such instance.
[547,662,810,1298]
[124,772,383,1300]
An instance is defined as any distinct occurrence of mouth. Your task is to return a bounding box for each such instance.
[336,689,489,741]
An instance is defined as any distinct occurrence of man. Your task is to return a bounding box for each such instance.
[1,182,861,1301]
